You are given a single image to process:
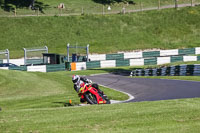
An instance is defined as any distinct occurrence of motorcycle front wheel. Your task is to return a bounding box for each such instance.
[84,92,98,104]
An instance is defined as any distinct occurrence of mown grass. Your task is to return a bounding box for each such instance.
[0,6,200,58]
[1,97,200,132]
[0,69,128,111]
[1,66,200,132]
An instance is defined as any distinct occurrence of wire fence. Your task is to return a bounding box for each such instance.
[0,0,200,17]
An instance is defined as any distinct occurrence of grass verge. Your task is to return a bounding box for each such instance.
[1,98,200,132]
[0,6,200,58]
[0,69,128,111]
[1,66,200,132]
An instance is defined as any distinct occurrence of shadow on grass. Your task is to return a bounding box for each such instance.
[53,102,74,107]
[0,0,49,13]
[92,0,136,5]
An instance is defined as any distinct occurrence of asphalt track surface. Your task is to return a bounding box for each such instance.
[87,74,200,102]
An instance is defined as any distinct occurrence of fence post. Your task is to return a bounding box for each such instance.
[23,48,27,65]
[122,7,126,14]
[102,5,105,15]
[158,0,161,9]
[67,43,70,62]
[86,44,89,62]
[175,0,178,9]
[140,1,143,11]
[60,8,63,16]
[191,0,193,6]
[14,8,17,16]
[81,7,84,15]
[37,8,39,16]
[6,49,9,63]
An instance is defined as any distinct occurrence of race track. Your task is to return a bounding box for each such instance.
[87,74,200,102]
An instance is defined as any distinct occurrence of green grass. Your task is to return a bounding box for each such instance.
[0,6,200,58]
[1,97,200,132]
[0,70,128,111]
[1,67,200,132]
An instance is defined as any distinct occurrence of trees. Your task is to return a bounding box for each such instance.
[29,0,35,8]
[0,0,36,9]
[0,0,48,12]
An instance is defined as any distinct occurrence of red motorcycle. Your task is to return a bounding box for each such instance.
[78,84,110,104]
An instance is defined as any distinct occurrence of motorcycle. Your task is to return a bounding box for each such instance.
[78,84,110,104]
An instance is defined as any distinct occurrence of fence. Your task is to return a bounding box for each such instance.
[1,0,200,17]
[88,47,200,62]
[70,55,200,71]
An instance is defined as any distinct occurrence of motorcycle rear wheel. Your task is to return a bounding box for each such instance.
[84,92,98,104]
[105,98,111,104]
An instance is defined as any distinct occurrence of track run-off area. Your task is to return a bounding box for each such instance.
[87,74,200,102]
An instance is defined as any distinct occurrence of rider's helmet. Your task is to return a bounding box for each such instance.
[72,75,80,84]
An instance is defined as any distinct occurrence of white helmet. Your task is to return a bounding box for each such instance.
[72,75,80,84]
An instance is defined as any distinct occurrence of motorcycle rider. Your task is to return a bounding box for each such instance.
[72,75,105,103]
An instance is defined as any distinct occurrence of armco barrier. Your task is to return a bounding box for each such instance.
[160,49,178,56]
[76,62,86,70]
[129,58,144,66]
[178,48,195,55]
[87,47,200,61]
[86,61,101,69]
[27,65,46,72]
[1,55,200,72]
[130,64,200,76]
[46,64,65,72]
[100,60,116,68]
[196,47,200,54]
[183,56,197,62]
[116,59,130,67]
[144,58,157,65]
[124,51,142,59]
[106,53,124,60]
[9,66,27,71]
[88,54,106,61]
[157,57,171,65]
[170,56,183,63]
[26,59,43,65]
[142,51,160,58]
[70,55,200,71]
[65,47,200,62]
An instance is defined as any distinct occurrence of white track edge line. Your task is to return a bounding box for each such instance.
[99,84,135,104]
